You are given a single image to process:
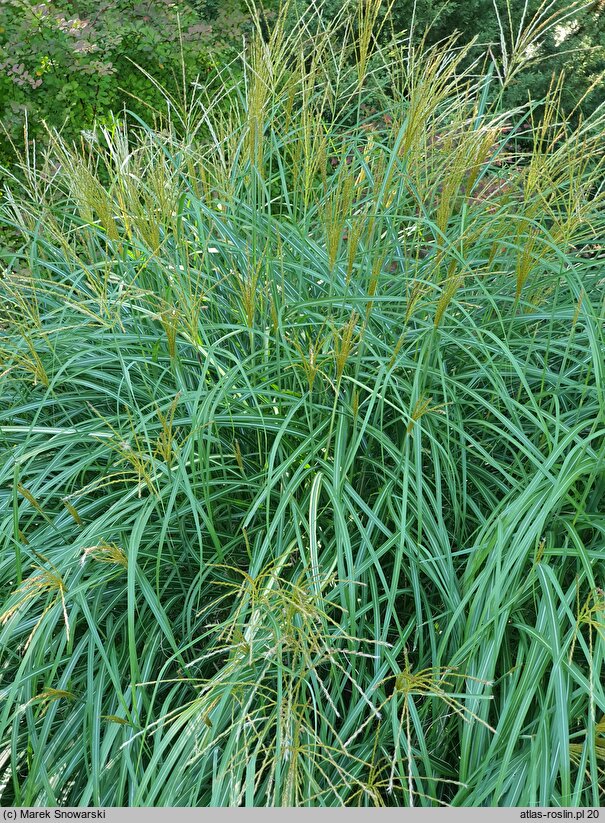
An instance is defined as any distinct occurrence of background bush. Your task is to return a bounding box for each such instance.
[0,0,258,168]
[288,0,605,112]
[1,0,604,175]
[397,0,605,114]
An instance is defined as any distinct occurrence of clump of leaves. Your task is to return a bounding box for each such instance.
[0,0,604,808]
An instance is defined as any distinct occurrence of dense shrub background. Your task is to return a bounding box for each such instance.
[0,0,256,167]
[287,0,605,113]
[0,0,604,174]
[393,0,605,114]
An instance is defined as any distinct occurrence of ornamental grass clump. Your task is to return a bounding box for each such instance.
[0,0,604,807]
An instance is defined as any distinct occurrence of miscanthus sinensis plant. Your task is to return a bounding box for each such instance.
[1,0,604,807]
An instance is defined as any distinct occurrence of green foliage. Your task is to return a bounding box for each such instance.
[0,0,252,168]
[1,0,603,176]
[1,3,604,806]
[295,0,605,115]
